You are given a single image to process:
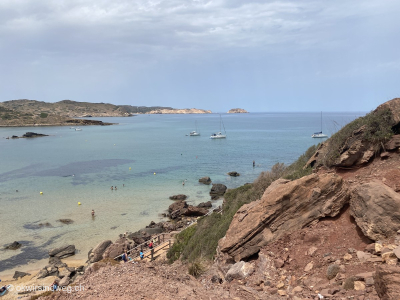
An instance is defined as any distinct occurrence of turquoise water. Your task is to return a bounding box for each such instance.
[0,112,363,274]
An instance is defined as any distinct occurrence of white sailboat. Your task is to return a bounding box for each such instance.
[210,114,226,139]
[311,112,328,138]
[189,121,200,136]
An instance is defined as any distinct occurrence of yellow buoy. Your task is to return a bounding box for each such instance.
[154,172,156,175]
[40,191,43,195]
[129,167,131,170]
[78,202,81,205]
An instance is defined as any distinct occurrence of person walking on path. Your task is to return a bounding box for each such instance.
[140,251,144,260]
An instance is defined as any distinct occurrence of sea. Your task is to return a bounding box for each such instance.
[0,112,364,275]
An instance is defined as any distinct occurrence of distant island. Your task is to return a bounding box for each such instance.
[227,108,248,113]
[0,99,212,127]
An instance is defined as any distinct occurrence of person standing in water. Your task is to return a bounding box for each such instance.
[91,209,95,217]
[253,160,255,167]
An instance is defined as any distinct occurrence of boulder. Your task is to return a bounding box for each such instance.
[5,241,22,250]
[385,135,400,151]
[327,264,341,280]
[197,201,212,208]
[13,271,30,279]
[350,181,400,241]
[58,268,71,279]
[58,276,70,287]
[88,240,112,263]
[219,173,349,261]
[210,184,227,200]
[169,194,187,201]
[227,171,240,177]
[49,256,67,268]
[37,268,49,279]
[336,137,375,167]
[103,238,131,259]
[374,265,400,300]
[49,245,76,258]
[168,200,188,213]
[225,261,254,282]
[127,231,151,245]
[199,177,212,185]
[182,206,208,217]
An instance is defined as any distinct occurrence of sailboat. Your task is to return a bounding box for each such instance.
[311,112,328,138]
[189,121,200,136]
[210,114,226,139]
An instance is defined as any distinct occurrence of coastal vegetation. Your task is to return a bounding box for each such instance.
[167,145,317,264]
[322,108,394,167]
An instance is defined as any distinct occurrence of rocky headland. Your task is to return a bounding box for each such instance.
[4,99,400,300]
[0,99,212,127]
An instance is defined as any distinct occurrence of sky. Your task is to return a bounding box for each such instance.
[0,0,399,112]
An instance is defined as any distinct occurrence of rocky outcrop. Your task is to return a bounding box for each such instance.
[198,201,212,208]
[13,271,30,279]
[5,241,22,250]
[385,135,400,151]
[169,194,187,201]
[375,97,400,124]
[374,266,400,300]
[210,184,227,200]
[219,173,349,261]
[182,206,208,217]
[22,132,49,138]
[199,177,212,185]
[88,240,112,263]
[225,261,254,282]
[49,245,76,258]
[227,171,240,177]
[227,108,248,113]
[350,181,400,241]
[103,238,131,259]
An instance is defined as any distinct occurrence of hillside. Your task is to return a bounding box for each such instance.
[0,99,211,126]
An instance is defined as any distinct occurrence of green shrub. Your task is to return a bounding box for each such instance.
[40,112,48,118]
[283,144,318,180]
[166,224,197,263]
[323,109,394,167]
[188,261,205,278]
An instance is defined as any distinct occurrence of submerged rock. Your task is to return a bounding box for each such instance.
[199,177,212,185]
[169,194,187,201]
[5,241,22,250]
[227,171,240,177]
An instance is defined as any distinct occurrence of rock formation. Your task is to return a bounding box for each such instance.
[219,173,349,261]
[199,176,212,185]
[227,108,248,113]
[210,184,227,200]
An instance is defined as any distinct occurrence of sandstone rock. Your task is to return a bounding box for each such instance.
[364,243,376,254]
[49,256,67,268]
[225,261,254,282]
[343,253,352,261]
[274,258,284,268]
[350,181,400,241]
[337,138,375,167]
[277,290,287,296]
[385,135,400,151]
[219,173,349,261]
[380,152,390,159]
[304,262,313,272]
[382,252,398,265]
[102,238,130,259]
[58,268,71,279]
[198,201,212,208]
[168,200,188,213]
[198,177,212,185]
[13,271,30,279]
[37,268,49,279]
[5,241,22,250]
[210,184,227,200]
[88,240,112,263]
[169,194,187,201]
[292,286,303,294]
[375,243,383,254]
[393,246,400,259]
[374,265,400,300]
[306,246,318,256]
[182,206,208,217]
[354,281,365,291]
[59,276,70,287]
[49,245,76,258]
[375,98,400,124]
[327,264,341,280]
